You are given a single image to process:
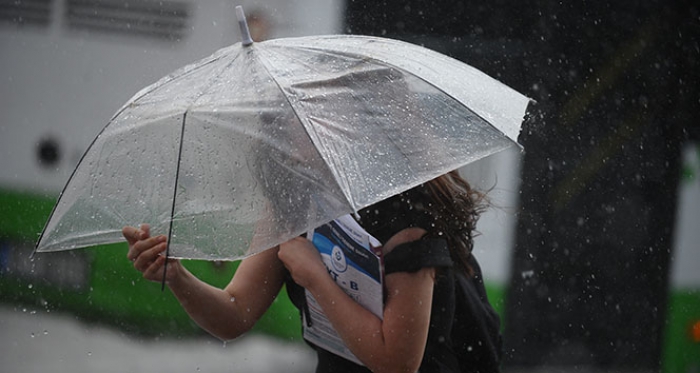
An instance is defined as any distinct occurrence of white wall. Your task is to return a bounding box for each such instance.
[0,0,344,194]
[461,146,523,285]
[670,143,700,288]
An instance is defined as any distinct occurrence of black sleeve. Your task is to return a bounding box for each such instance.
[384,238,453,274]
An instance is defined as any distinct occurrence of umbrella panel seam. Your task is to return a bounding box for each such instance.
[253,46,359,212]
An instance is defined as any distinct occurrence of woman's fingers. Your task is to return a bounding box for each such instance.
[143,255,166,280]
[122,226,140,245]
[122,224,175,282]
[127,235,166,259]
[133,235,166,253]
[140,224,150,239]
[279,237,325,289]
[122,224,151,245]
[127,237,168,272]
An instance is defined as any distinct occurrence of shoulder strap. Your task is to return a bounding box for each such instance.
[452,259,503,371]
[384,238,453,274]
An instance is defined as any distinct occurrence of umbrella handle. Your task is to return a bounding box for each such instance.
[235,5,254,46]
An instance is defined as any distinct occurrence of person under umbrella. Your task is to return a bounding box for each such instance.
[31,7,527,371]
[124,170,502,373]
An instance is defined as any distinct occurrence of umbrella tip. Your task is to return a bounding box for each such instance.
[235,5,254,47]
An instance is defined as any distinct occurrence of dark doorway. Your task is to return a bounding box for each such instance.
[345,0,699,371]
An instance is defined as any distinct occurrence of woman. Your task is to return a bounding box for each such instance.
[123,170,502,372]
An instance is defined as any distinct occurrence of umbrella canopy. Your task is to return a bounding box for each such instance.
[35,13,530,261]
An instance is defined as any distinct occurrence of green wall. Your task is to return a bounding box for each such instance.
[0,188,301,340]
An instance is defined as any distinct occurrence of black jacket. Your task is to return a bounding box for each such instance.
[285,238,502,373]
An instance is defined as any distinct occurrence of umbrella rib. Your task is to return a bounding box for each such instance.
[108,51,232,124]
[315,48,524,182]
[396,67,521,148]
[255,48,359,212]
[282,43,522,146]
[162,110,188,290]
[34,107,119,255]
[36,49,239,255]
[160,52,243,278]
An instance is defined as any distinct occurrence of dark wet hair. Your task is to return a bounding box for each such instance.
[359,170,487,276]
[423,170,487,276]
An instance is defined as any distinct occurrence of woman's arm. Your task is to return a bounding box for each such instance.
[168,246,287,340]
[123,225,287,341]
[279,228,433,373]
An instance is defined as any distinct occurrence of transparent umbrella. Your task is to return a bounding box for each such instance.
[35,7,531,262]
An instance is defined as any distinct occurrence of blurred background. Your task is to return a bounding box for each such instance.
[0,0,698,372]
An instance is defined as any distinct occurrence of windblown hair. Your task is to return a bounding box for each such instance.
[355,170,488,277]
[423,170,488,276]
